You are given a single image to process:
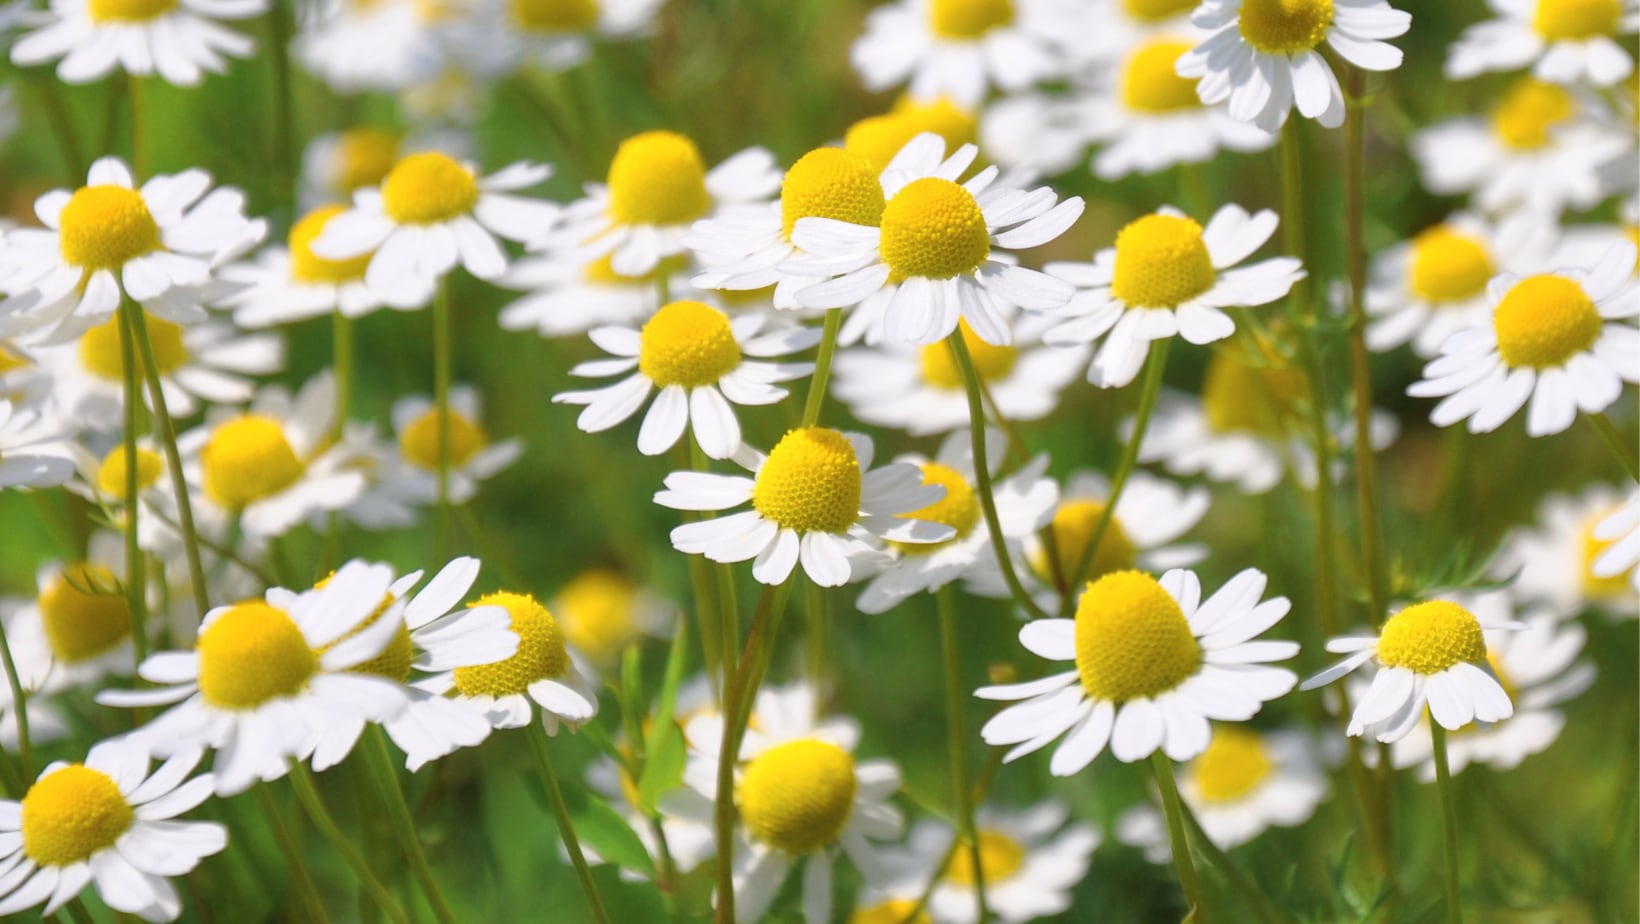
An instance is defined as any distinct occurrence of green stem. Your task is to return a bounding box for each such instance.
[804,577,827,711]
[362,728,459,924]
[126,75,144,177]
[1179,801,1291,924]
[799,308,842,427]
[29,492,79,561]
[333,311,354,442]
[116,302,149,668]
[936,585,987,922]
[0,618,34,779]
[433,278,453,562]
[254,782,330,924]
[1589,413,1639,483]
[1151,753,1208,923]
[287,762,412,924]
[23,75,83,178]
[526,721,615,924]
[266,0,298,217]
[1431,723,1464,924]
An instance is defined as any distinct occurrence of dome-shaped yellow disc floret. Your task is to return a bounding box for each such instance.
[87,0,177,21]
[21,765,133,866]
[892,462,978,554]
[197,602,320,709]
[844,99,977,174]
[918,318,1018,388]
[1200,346,1307,435]
[399,407,489,470]
[1375,600,1487,675]
[201,415,305,509]
[927,0,1014,38]
[637,300,742,388]
[1034,500,1138,584]
[78,312,186,383]
[58,186,161,271]
[1123,0,1199,21]
[96,445,165,501]
[511,0,599,31]
[1189,726,1274,803]
[781,148,887,240]
[1111,213,1216,308]
[607,131,712,226]
[879,177,991,280]
[1491,78,1575,150]
[1238,0,1334,53]
[555,569,642,663]
[381,152,480,225]
[737,738,858,854]
[1122,39,1203,113]
[453,591,569,697]
[290,206,374,283]
[1534,0,1621,39]
[1407,226,1495,304]
[1074,570,1200,701]
[1491,274,1601,369]
[752,428,863,534]
[39,564,133,663]
[946,829,1025,885]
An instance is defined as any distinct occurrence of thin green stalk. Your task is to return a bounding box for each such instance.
[1179,800,1292,924]
[672,444,724,695]
[1151,753,1208,923]
[1177,162,1213,218]
[936,585,987,922]
[800,308,842,426]
[266,0,298,216]
[0,618,34,779]
[287,762,413,924]
[362,728,459,924]
[1589,413,1639,483]
[29,492,79,561]
[60,898,95,924]
[253,782,330,923]
[127,75,144,177]
[526,721,615,924]
[333,311,355,442]
[1431,723,1464,924]
[689,437,741,692]
[23,75,83,178]
[1058,338,1171,618]
[116,302,149,668]
[804,577,827,711]
[946,331,1050,621]
[433,278,453,562]
[129,304,210,621]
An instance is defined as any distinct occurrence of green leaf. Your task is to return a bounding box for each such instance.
[637,720,686,815]
[571,797,656,880]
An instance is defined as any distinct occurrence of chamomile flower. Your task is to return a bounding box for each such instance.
[9,0,261,85]
[855,429,1057,614]
[843,96,978,174]
[904,801,1099,923]
[0,157,264,341]
[1492,483,1640,613]
[548,130,782,277]
[1042,204,1304,387]
[96,560,413,795]
[313,152,557,290]
[302,127,404,204]
[551,568,674,669]
[1302,597,1521,742]
[0,743,225,922]
[390,385,523,503]
[1177,0,1411,132]
[497,249,682,338]
[554,301,819,459]
[1116,727,1327,861]
[1408,241,1638,437]
[979,567,1298,771]
[294,0,454,92]
[1446,0,1638,86]
[850,0,1072,107]
[0,558,136,695]
[1058,0,1203,66]
[655,427,958,587]
[456,0,665,76]
[788,134,1084,346]
[0,398,73,490]
[1592,491,1640,595]
[320,421,428,531]
[1364,212,1558,357]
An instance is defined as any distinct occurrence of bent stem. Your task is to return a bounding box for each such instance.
[116,301,150,667]
[362,729,459,924]
[936,585,987,921]
[254,781,331,923]
[800,307,842,427]
[1588,413,1640,483]
[433,278,454,562]
[1151,752,1208,924]
[526,719,615,924]
[287,762,412,924]
[0,618,34,778]
[1431,723,1464,924]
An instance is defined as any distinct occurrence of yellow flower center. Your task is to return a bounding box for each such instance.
[1534,0,1621,39]
[844,99,977,174]
[289,206,373,283]
[96,446,165,502]
[879,177,991,281]
[332,129,399,193]
[311,573,414,682]
[1407,226,1495,304]
[86,0,176,23]
[1123,0,1198,21]
[946,829,1026,885]
[38,564,132,664]
[1122,39,1203,113]
[919,318,1018,389]
[781,148,887,242]
[1074,570,1201,702]
[1375,600,1487,675]
[380,152,479,225]
[1584,509,1632,598]
[606,131,711,227]
[58,186,161,271]
[1201,346,1307,435]
[1111,213,1216,308]
[927,0,1014,38]
[197,601,320,709]
[555,569,642,663]
[201,415,305,510]
[892,462,979,555]
[1491,78,1575,150]
[1238,0,1334,54]
[78,312,186,383]
[851,899,933,924]
[637,300,742,388]
[1033,500,1138,585]
[511,0,598,31]
[751,428,863,534]
[452,591,569,697]
[399,407,488,470]
[1491,274,1601,369]
[1189,727,1275,803]
[21,766,133,867]
[737,738,858,854]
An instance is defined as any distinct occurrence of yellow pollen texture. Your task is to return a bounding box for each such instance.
[851,900,933,924]
[892,462,978,554]
[1407,226,1495,304]
[381,152,479,225]
[39,564,133,663]
[1122,39,1203,112]
[1074,570,1200,702]
[637,300,742,387]
[202,415,305,509]
[289,206,373,283]
[78,312,187,382]
[1534,0,1621,39]
[1123,0,1199,21]
[1201,346,1307,435]
[511,0,599,31]
[844,99,976,174]
[927,0,1014,38]
[1111,213,1215,308]
[96,445,165,501]
[555,569,641,663]
[946,829,1026,885]
[1237,0,1335,53]
[21,765,133,867]
[781,148,886,240]
[752,428,863,534]
[1491,78,1574,149]
[400,407,488,470]
[453,591,569,697]
[86,0,176,23]
[919,318,1017,388]
[1375,600,1487,675]
[737,739,858,854]
[606,131,711,226]
[1035,500,1138,584]
[1189,727,1275,803]
[197,602,320,709]
[58,186,161,270]
[334,128,400,193]
[879,177,990,280]
[1492,274,1601,369]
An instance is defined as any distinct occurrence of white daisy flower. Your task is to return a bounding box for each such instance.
[901,801,1099,924]
[850,0,1072,107]
[0,743,225,922]
[855,429,1058,614]
[1592,491,1640,596]
[0,157,265,342]
[1492,483,1639,614]
[547,130,782,278]
[1042,204,1304,387]
[1446,0,1638,87]
[654,427,958,587]
[1116,726,1328,861]
[1411,77,1634,217]
[1408,241,1638,437]
[313,152,558,290]
[1364,212,1559,358]
[0,397,73,491]
[294,0,454,93]
[497,248,681,338]
[975,90,1094,178]
[389,385,523,503]
[315,421,429,532]
[95,560,414,795]
[452,0,665,77]
[979,567,1298,772]
[842,96,979,175]
[1302,596,1522,742]
[788,134,1084,346]
[9,0,261,85]
[0,558,136,696]
[551,568,674,671]
[553,300,819,459]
